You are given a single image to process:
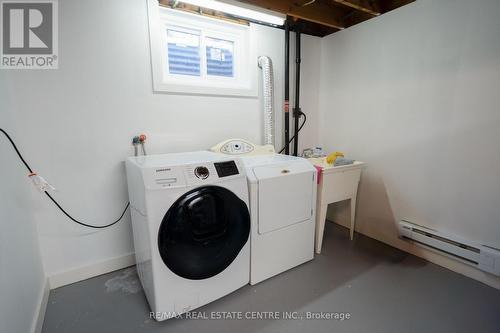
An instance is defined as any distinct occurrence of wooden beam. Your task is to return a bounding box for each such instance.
[332,0,381,16]
[160,0,415,37]
[239,0,346,29]
[293,19,340,37]
[289,1,345,29]
[379,0,415,12]
[342,9,374,27]
[159,1,249,25]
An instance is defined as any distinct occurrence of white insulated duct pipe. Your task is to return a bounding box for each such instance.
[258,56,275,146]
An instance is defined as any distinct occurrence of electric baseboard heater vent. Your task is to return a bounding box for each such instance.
[398,220,500,276]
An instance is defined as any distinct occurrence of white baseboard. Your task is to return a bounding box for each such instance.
[328,219,500,290]
[48,253,136,289]
[31,278,50,333]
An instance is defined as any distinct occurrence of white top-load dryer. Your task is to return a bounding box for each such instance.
[211,139,317,285]
[125,152,250,320]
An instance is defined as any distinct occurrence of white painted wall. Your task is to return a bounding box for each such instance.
[0,0,285,283]
[0,118,47,331]
[317,0,500,287]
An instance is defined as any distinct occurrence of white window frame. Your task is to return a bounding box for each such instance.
[147,0,257,97]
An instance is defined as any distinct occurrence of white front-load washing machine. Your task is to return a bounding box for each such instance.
[211,139,317,285]
[125,151,250,320]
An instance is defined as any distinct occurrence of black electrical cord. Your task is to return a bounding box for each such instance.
[1,128,129,229]
[1,128,33,173]
[44,193,129,229]
[279,112,307,154]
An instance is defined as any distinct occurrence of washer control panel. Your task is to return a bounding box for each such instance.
[194,166,210,179]
[184,159,244,186]
[214,160,239,177]
[142,158,245,189]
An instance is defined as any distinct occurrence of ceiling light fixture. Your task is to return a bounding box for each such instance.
[177,0,285,26]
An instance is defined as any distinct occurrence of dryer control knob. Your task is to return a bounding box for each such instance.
[194,166,209,179]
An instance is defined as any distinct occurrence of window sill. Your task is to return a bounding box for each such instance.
[153,81,258,98]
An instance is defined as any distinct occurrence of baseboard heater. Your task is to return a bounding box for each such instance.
[398,220,500,276]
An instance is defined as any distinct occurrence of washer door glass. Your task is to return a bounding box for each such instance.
[158,185,250,280]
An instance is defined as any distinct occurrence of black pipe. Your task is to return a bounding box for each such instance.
[293,28,301,156]
[284,17,290,155]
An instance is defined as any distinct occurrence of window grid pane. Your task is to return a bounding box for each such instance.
[167,29,201,76]
[205,37,234,78]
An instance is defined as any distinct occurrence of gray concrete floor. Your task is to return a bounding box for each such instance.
[42,223,500,333]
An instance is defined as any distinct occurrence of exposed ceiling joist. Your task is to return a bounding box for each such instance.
[332,0,381,16]
[240,0,415,36]
[161,0,415,37]
[239,0,346,29]
[289,1,345,29]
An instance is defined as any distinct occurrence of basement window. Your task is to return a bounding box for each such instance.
[147,2,256,97]
[165,28,235,78]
